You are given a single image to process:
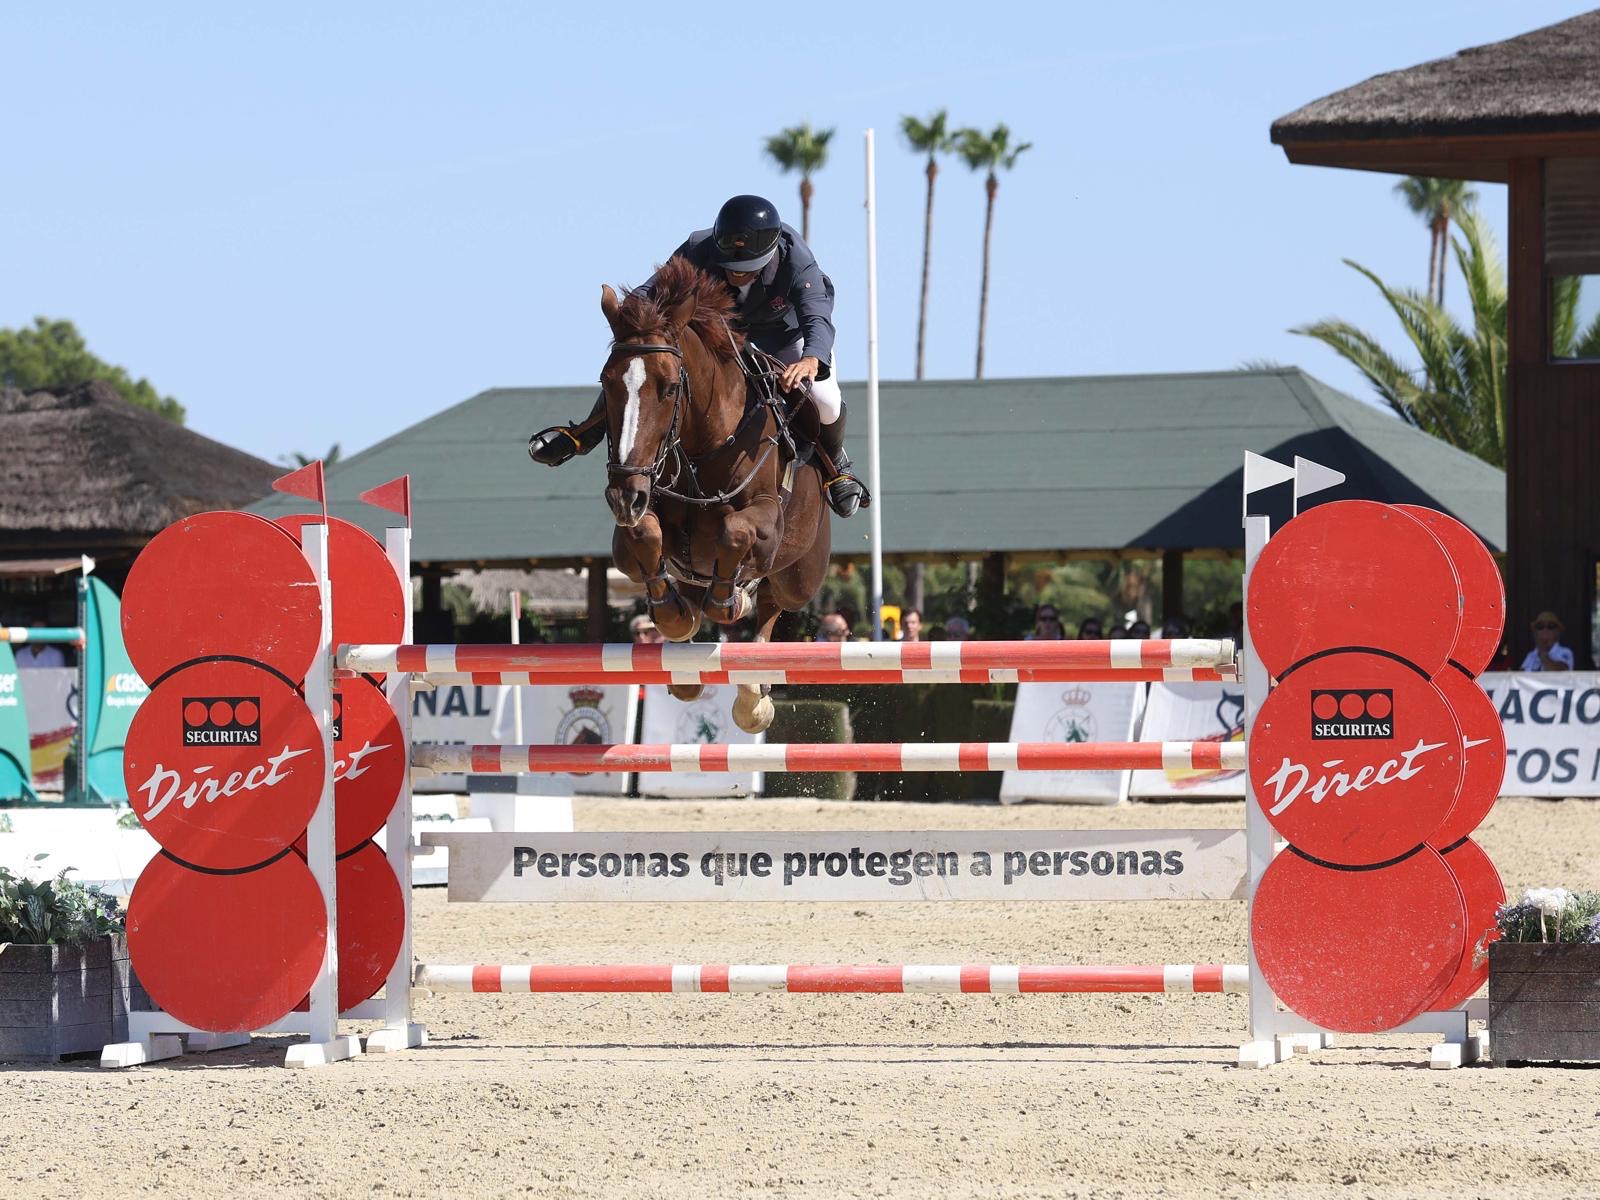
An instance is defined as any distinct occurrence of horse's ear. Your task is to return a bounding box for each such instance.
[600,285,625,337]
[668,294,696,332]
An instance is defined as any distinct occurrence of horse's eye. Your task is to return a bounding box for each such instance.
[661,382,679,399]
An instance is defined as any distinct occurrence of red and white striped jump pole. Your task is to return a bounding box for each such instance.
[341,637,1237,678]
[411,740,1246,776]
[418,963,1250,995]
[396,666,1238,687]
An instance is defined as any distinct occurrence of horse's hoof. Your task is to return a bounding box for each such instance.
[652,594,701,642]
[667,683,705,703]
[732,692,774,735]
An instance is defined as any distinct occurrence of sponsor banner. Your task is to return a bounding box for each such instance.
[411,682,497,792]
[18,665,75,793]
[83,577,148,802]
[1481,671,1600,797]
[638,685,762,797]
[488,682,637,796]
[1001,681,1143,804]
[1131,681,1247,800]
[421,828,1248,904]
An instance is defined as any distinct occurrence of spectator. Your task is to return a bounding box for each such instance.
[629,614,663,644]
[1128,619,1151,640]
[1076,616,1103,640]
[1108,624,1128,640]
[900,608,923,642]
[1520,611,1574,672]
[1027,604,1064,640]
[1160,614,1189,638]
[817,612,851,642]
[944,615,971,641]
[837,602,861,637]
[13,642,66,669]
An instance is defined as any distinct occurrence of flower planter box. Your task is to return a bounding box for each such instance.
[0,934,145,1063]
[1489,942,1600,1064]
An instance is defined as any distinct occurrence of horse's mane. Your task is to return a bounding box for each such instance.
[614,257,743,362]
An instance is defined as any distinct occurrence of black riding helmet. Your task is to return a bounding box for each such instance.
[713,195,782,271]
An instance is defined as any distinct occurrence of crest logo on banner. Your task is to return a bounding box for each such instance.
[556,686,613,752]
[1043,686,1096,744]
[674,685,727,745]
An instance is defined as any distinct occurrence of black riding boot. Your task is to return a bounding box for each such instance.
[528,392,607,466]
[818,403,869,518]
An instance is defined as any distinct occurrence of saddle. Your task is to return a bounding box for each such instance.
[737,345,818,476]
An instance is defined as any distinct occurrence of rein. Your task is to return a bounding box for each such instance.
[603,335,784,508]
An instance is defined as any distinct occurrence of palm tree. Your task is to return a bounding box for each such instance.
[1293,209,1600,469]
[281,443,342,468]
[762,123,835,241]
[956,124,1031,379]
[901,110,956,380]
[1394,177,1477,305]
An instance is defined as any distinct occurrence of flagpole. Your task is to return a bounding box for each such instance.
[864,128,885,641]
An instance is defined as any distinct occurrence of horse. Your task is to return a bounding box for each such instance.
[597,257,832,734]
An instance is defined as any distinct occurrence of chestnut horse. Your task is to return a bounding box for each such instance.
[598,258,831,734]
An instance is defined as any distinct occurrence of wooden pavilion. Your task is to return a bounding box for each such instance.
[1273,10,1600,664]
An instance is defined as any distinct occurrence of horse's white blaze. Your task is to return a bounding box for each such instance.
[619,356,645,459]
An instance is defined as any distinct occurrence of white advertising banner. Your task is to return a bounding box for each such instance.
[637,684,763,797]
[1130,681,1248,800]
[1000,681,1143,805]
[411,681,498,793]
[422,828,1248,904]
[1480,671,1600,797]
[489,681,638,796]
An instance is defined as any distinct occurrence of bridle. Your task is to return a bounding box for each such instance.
[604,341,690,484]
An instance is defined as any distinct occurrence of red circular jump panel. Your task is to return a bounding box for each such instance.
[1431,838,1505,1013]
[1250,652,1463,864]
[123,661,325,869]
[122,511,322,684]
[330,676,405,852]
[1251,848,1466,1033]
[1395,505,1504,676]
[1427,668,1505,849]
[275,515,405,652]
[126,852,327,1033]
[331,842,404,1011]
[1247,501,1459,678]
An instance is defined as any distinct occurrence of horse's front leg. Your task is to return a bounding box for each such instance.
[612,513,700,643]
[731,581,784,735]
[705,498,781,627]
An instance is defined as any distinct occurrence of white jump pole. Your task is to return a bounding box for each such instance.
[864,127,885,641]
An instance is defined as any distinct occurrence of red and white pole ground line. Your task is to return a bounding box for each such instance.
[398,666,1238,687]
[340,637,1237,677]
[417,963,1251,995]
[411,740,1248,777]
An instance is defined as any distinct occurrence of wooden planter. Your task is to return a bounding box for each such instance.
[0,934,143,1063]
[1489,942,1600,1064]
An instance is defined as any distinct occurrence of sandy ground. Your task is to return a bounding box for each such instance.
[6,795,1600,1199]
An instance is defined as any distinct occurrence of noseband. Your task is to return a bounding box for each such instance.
[604,341,690,483]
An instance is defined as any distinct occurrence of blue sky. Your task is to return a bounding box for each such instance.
[4,3,1588,461]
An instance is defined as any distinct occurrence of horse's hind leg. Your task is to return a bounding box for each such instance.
[731,583,783,734]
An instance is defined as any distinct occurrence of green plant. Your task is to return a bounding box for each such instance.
[1496,888,1600,945]
[0,862,124,945]
[114,808,141,831]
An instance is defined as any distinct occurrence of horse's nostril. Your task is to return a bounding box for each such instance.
[630,491,648,518]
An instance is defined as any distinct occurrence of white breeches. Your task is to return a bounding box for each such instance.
[782,338,842,424]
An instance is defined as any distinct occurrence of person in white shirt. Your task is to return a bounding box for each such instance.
[1519,611,1574,671]
[13,643,66,669]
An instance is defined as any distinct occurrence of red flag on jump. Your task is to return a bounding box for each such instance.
[272,461,326,505]
[358,476,411,525]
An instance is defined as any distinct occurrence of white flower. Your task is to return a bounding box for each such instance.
[1521,887,1575,917]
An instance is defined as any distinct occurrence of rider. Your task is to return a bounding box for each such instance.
[527,194,868,518]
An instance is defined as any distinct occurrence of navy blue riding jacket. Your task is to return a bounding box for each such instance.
[655,223,836,379]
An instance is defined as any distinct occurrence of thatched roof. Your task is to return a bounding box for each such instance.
[1273,12,1600,149]
[0,381,280,555]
